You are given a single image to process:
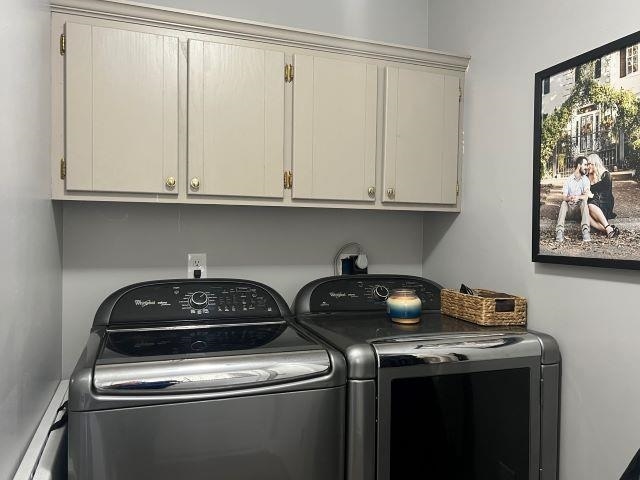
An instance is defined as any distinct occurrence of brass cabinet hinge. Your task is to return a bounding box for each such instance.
[459,86,462,102]
[60,158,67,180]
[284,64,294,83]
[60,33,65,56]
[283,170,293,189]
[456,183,460,195]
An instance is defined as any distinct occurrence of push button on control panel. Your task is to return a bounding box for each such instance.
[190,340,208,351]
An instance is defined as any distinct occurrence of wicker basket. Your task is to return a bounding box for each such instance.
[440,288,527,326]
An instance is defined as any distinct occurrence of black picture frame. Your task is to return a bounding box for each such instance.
[532,30,640,270]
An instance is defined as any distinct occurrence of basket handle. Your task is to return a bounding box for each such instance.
[494,298,515,312]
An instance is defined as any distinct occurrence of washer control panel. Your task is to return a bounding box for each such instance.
[109,281,283,324]
[303,275,441,313]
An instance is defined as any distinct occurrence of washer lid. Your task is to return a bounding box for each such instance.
[93,349,331,395]
[94,321,332,394]
[98,321,316,361]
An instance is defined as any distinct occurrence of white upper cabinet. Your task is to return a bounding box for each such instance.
[383,66,461,205]
[187,39,285,198]
[64,22,179,194]
[52,2,469,210]
[292,54,377,202]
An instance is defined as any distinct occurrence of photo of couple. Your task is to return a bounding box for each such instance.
[554,153,619,243]
[538,150,640,262]
[535,33,640,266]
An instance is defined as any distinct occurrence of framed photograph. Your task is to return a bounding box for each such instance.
[533,30,640,270]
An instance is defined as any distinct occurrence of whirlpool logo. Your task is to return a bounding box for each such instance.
[134,299,171,308]
[134,299,156,308]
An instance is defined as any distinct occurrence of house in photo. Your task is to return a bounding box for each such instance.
[542,42,640,178]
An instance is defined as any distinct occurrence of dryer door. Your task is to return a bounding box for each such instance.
[374,333,542,480]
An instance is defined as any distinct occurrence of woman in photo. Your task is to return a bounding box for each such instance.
[586,153,619,238]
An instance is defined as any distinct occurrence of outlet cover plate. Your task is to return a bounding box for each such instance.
[187,253,207,279]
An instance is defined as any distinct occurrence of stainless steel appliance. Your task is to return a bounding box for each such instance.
[294,274,560,480]
[68,279,346,480]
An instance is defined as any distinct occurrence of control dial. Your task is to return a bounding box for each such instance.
[189,291,208,309]
[373,285,390,301]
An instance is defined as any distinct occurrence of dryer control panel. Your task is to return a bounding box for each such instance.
[104,281,286,325]
[295,275,442,313]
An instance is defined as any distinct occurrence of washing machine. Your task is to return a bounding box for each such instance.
[294,274,560,480]
[68,279,346,480]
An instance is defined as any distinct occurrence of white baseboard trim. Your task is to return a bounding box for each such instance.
[13,381,69,480]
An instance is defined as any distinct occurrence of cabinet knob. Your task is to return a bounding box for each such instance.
[386,188,395,199]
[367,186,376,198]
[165,176,176,189]
[190,177,200,191]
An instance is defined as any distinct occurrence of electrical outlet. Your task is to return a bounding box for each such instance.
[187,253,207,279]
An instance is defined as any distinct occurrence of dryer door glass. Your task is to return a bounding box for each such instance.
[389,368,530,479]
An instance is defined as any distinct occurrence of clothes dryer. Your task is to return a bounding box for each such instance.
[294,274,560,480]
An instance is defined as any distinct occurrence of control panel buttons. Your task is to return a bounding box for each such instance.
[112,282,281,324]
[373,285,390,301]
[178,286,278,316]
[307,277,441,312]
[189,291,209,309]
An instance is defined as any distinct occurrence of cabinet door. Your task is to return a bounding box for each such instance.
[188,40,285,198]
[65,22,179,194]
[292,54,377,201]
[383,66,460,204]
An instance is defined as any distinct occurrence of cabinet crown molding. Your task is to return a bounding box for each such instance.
[51,0,470,71]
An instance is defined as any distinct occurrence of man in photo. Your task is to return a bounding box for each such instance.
[555,155,591,242]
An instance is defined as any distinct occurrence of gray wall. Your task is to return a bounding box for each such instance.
[61,0,429,375]
[0,0,62,478]
[62,204,423,374]
[426,1,640,479]
[147,0,429,47]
